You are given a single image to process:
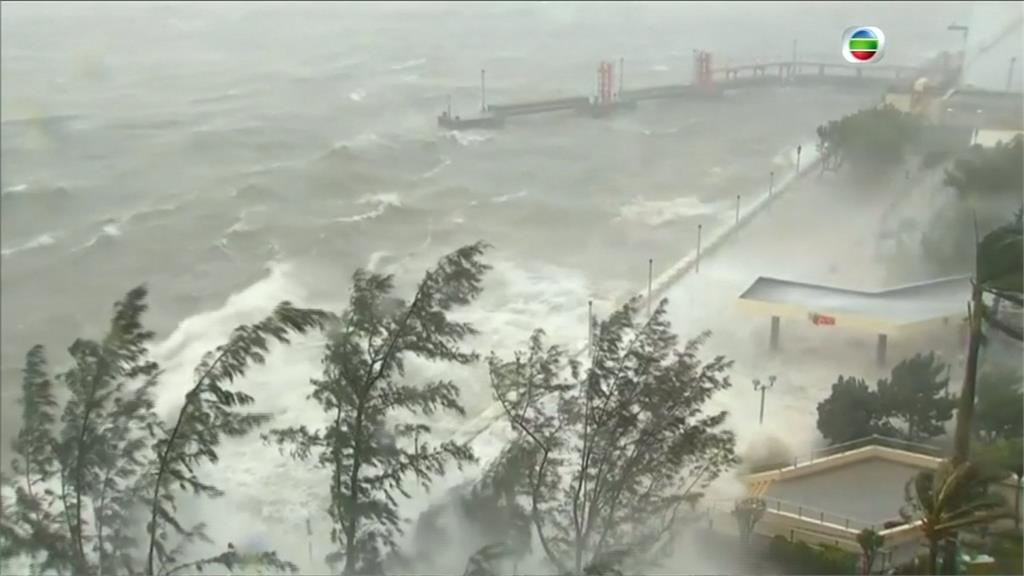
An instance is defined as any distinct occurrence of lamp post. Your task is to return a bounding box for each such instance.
[753,375,777,425]
[947,24,969,86]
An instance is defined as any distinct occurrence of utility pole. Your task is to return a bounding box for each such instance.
[769,170,774,196]
[480,69,487,112]
[753,376,777,425]
[1008,56,1018,91]
[796,145,802,173]
[735,195,741,223]
[947,24,970,86]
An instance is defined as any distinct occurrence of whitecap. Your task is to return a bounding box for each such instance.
[348,89,365,102]
[491,189,528,203]
[445,130,492,147]
[418,157,451,180]
[617,196,716,226]
[366,251,390,272]
[74,221,123,252]
[333,193,402,224]
[390,58,426,71]
[356,192,401,207]
[1,184,29,195]
[1,233,58,257]
[331,132,391,151]
[335,206,387,223]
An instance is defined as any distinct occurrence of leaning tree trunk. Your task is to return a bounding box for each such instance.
[952,282,984,466]
[945,283,984,576]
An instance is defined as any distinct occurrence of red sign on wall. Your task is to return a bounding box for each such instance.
[809,312,836,326]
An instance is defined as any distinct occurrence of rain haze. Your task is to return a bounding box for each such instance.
[2,2,1022,575]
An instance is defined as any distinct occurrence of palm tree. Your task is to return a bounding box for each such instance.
[856,528,884,575]
[976,438,1024,529]
[903,461,1012,575]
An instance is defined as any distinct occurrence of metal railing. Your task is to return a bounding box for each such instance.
[706,495,910,534]
[761,435,948,472]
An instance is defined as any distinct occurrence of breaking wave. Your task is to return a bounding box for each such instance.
[335,193,403,224]
[1,233,58,258]
[390,58,426,71]
[617,196,717,226]
[444,130,492,147]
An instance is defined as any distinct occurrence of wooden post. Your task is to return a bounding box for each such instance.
[876,334,888,366]
[770,316,781,351]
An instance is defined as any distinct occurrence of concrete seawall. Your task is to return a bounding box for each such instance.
[633,142,824,315]
[455,141,824,444]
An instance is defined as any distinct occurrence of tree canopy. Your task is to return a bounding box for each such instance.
[265,242,489,575]
[877,352,956,442]
[815,104,920,175]
[1,286,328,576]
[816,354,956,446]
[816,376,892,445]
[488,298,737,574]
[943,136,1023,199]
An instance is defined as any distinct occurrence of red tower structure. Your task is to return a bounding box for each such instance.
[693,50,713,85]
[597,61,615,104]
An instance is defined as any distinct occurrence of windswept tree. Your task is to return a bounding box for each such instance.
[815,104,920,176]
[901,461,1011,575]
[266,242,490,575]
[877,353,956,442]
[2,346,70,570]
[816,376,892,445]
[733,497,766,549]
[856,528,883,575]
[974,369,1023,442]
[488,298,737,575]
[943,136,1023,199]
[145,298,331,575]
[1,285,326,575]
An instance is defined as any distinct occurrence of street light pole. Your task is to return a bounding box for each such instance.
[753,375,777,425]
[947,24,969,86]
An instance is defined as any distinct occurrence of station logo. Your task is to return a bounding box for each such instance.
[842,27,885,64]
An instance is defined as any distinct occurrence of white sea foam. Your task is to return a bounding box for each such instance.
[418,157,451,179]
[1,233,58,257]
[446,130,492,147]
[390,58,426,71]
[617,196,716,226]
[1,183,29,195]
[491,189,528,203]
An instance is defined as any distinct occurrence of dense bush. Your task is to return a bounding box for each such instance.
[766,535,857,575]
[816,104,921,176]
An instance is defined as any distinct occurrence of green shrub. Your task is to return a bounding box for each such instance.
[766,535,858,574]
